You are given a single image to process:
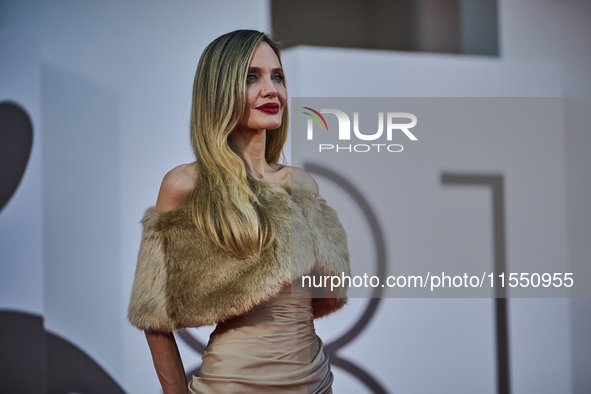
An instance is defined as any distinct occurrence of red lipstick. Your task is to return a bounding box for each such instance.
[256,103,280,114]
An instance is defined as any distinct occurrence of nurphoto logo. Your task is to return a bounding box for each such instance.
[302,107,418,153]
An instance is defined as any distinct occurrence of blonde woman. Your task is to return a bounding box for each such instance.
[128,30,350,394]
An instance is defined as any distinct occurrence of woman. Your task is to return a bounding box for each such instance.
[127,30,350,394]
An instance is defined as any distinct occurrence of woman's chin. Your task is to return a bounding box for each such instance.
[266,124,282,131]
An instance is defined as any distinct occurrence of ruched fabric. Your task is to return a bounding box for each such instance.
[188,285,333,393]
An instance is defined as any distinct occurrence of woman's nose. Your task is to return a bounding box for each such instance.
[260,76,278,98]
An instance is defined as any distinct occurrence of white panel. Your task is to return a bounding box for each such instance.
[282,46,562,98]
[282,46,570,393]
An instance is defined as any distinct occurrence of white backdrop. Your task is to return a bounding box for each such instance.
[0,32,43,317]
[0,1,588,393]
[1,1,272,393]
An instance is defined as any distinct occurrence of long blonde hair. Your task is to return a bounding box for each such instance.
[189,30,289,259]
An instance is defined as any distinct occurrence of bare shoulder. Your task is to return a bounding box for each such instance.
[155,162,198,211]
[289,166,319,195]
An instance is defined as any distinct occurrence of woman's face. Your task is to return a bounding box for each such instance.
[236,42,287,133]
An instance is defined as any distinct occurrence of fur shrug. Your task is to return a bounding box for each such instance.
[127,181,350,331]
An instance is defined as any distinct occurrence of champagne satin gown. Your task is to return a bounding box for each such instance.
[188,284,333,393]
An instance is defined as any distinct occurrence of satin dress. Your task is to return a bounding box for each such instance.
[188,284,333,393]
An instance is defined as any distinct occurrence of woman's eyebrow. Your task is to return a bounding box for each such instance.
[248,67,284,73]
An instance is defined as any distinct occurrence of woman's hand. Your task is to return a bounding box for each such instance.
[145,330,188,394]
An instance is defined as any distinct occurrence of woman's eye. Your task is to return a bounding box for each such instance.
[246,74,257,83]
[272,74,285,82]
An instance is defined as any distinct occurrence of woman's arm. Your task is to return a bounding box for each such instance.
[144,163,197,394]
[145,330,188,394]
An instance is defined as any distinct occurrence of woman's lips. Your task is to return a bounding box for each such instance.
[256,103,279,114]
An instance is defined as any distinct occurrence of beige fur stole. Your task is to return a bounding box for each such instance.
[127,181,350,331]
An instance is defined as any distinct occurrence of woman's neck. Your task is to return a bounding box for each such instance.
[228,128,272,179]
